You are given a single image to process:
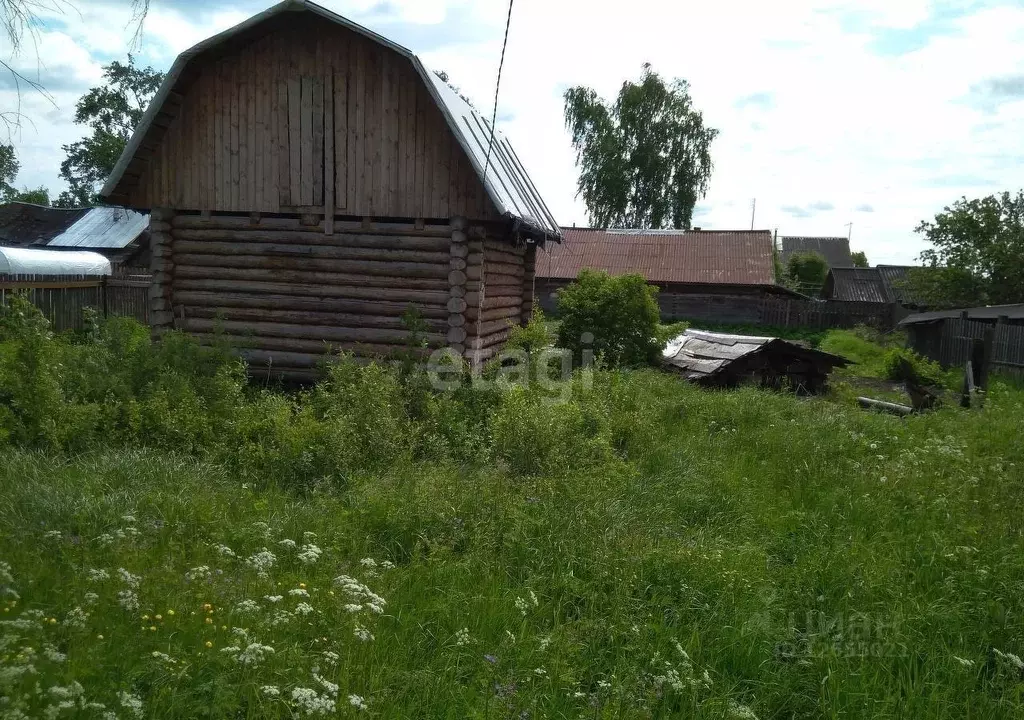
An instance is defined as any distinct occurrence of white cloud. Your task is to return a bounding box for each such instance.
[3,0,1024,267]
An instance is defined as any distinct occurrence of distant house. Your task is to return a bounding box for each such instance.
[780,236,853,268]
[0,202,150,268]
[898,304,1024,370]
[821,265,928,308]
[536,227,800,322]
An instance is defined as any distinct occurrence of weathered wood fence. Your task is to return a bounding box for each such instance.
[908,315,1024,377]
[0,272,152,332]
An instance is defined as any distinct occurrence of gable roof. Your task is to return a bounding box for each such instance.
[100,0,559,242]
[822,265,928,306]
[0,203,89,248]
[536,228,777,286]
[780,236,853,268]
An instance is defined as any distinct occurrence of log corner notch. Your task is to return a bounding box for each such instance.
[447,216,470,357]
[149,208,175,335]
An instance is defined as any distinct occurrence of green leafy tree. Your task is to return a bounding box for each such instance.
[786,251,829,294]
[0,143,50,205]
[564,64,717,229]
[556,270,661,367]
[851,250,868,268]
[56,56,163,207]
[907,191,1024,307]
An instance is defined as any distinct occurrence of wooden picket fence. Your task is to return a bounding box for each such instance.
[0,272,151,332]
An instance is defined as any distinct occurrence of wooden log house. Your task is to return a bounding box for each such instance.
[101,0,560,380]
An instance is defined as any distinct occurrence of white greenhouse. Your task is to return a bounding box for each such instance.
[0,247,112,276]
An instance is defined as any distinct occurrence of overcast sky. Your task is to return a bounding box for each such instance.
[3,0,1024,264]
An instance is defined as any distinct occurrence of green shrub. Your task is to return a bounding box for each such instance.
[556,270,661,367]
[506,308,553,356]
[882,347,943,385]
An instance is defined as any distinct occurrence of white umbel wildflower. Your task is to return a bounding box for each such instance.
[118,691,143,718]
[117,569,141,589]
[264,595,284,604]
[234,599,260,614]
[278,539,297,549]
[322,650,340,666]
[290,687,335,716]
[348,694,368,711]
[294,602,315,616]
[313,672,339,697]
[223,642,275,667]
[260,685,281,697]
[117,590,140,612]
[0,560,13,584]
[455,628,471,646]
[728,700,759,720]
[954,656,975,668]
[353,624,374,642]
[343,604,362,613]
[246,549,277,578]
[43,530,62,540]
[288,588,309,597]
[333,575,387,614]
[84,592,100,605]
[87,569,109,582]
[298,544,322,565]
[213,544,236,558]
[42,645,67,663]
[63,607,89,630]
[184,566,212,582]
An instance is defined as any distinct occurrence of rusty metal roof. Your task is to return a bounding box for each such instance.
[536,228,776,285]
[780,236,853,268]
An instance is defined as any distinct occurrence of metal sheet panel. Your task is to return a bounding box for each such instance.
[48,207,149,249]
[0,247,112,276]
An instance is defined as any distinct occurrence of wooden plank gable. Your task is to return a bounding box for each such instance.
[123,18,501,223]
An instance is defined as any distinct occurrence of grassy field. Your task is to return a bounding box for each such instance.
[1,312,1024,718]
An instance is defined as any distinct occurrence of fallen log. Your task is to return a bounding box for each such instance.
[857,397,914,416]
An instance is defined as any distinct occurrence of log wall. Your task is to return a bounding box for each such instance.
[156,213,463,378]
[108,13,499,224]
[464,238,533,364]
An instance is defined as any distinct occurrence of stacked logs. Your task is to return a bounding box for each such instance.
[149,208,175,335]
[165,214,452,379]
[446,217,469,355]
[464,236,527,363]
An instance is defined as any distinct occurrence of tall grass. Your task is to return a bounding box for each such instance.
[1,307,1024,717]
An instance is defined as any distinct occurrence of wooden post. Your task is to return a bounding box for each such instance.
[448,216,469,357]
[149,208,175,335]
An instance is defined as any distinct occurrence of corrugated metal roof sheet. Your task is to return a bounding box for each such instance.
[536,228,776,285]
[0,203,88,248]
[824,265,928,305]
[780,236,853,268]
[100,0,560,242]
[48,207,148,249]
[898,304,1024,325]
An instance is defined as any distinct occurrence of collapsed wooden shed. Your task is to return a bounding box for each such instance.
[662,329,848,393]
[101,0,560,379]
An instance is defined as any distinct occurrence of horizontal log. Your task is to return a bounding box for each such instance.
[481,293,523,309]
[174,266,449,289]
[483,239,525,257]
[190,333,433,357]
[172,214,453,237]
[449,286,466,299]
[448,270,467,286]
[484,261,524,277]
[447,314,465,328]
[447,297,467,313]
[470,328,513,350]
[483,274,524,288]
[172,291,447,318]
[149,221,172,233]
[173,279,449,305]
[171,229,451,253]
[181,318,445,345]
[484,249,525,267]
[181,306,448,331]
[446,327,467,344]
[172,240,450,264]
[466,305,522,324]
[467,318,518,336]
[174,253,449,279]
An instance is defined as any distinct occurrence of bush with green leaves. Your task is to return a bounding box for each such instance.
[556,270,661,367]
[883,347,943,386]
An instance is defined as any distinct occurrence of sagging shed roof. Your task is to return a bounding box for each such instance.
[780,236,853,268]
[0,202,89,248]
[662,328,848,385]
[100,0,560,242]
[537,228,777,286]
[822,265,928,306]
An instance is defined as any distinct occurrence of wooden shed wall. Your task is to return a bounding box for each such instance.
[123,15,499,222]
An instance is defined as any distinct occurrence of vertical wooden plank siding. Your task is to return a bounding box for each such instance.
[121,21,505,223]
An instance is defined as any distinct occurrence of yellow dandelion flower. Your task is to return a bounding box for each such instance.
[221,625,227,631]
[205,641,213,649]
[149,626,157,632]
[205,617,213,624]
[142,614,149,621]
[2,607,8,613]
[48,618,57,625]
[167,609,175,616]
[155,614,162,621]
[202,603,212,611]
[97,634,104,640]
[299,583,307,589]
